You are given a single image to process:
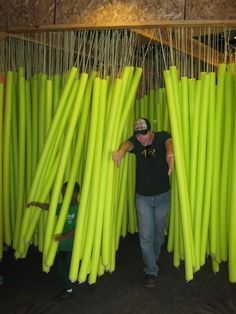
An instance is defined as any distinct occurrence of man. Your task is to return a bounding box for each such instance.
[27,181,80,300]
[112,118,174,288]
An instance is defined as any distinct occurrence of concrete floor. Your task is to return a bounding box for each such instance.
[0,234,236,314]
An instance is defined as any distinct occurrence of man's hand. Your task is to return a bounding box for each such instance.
[166,154,174,176]
[112,141,133,167]
[54,234,64,241]
[26,201,38,208]
[112,150,125,167]
[54,230,74,241]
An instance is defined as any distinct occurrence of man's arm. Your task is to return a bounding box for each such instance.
[165,138,174,176]
[54,229,75,241]
[112,140,134,167]
[26,201,49,210]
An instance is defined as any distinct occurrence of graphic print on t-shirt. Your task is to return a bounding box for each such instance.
[141,146,156,159]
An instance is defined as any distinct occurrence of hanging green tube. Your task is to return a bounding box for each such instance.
[162,90,170,132]
[0,82,4,258]
[173,170,181,268]
[193,73,210,271]
[156,88,163,131]
[70,76,110,282]
[200,73,216,266]
[22,79,80,248]
[167,173,175,254]
[180,77,190,183]
[53,74,61,114]
[189,80,201,224]
[45,79,53,136]
[228,112,236,282]
[99,78,123,268]
[164,69,194,281]
[149,89,155,126]
[127,155,137,234]
[188,79,195,145]
[219,70,234,262]
[88,68,140,284]
[210,64,226,256]
[31,75,39,175]
[17,68,78,255]
[102,67,142,267]
[47,73,97,270]
[118,68,143,137]
[169,66,182,137]
[10,78,18,231]
[38,73,47,154]
[42,73,88,271]
[101,69,132,269]
[13,73,26,250]
[3,71,14,245]
[27,67,78,202]
[25,80,32,196]
[78,78,107,283]
[115,151,129,248]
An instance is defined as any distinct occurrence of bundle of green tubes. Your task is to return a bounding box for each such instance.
[1,60,236,285]
[0,65,142,283]
[164,63,236,282]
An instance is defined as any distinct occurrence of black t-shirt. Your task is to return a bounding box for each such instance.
[129,131,171,196]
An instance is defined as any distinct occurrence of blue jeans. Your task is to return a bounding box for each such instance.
[136,191,170,276]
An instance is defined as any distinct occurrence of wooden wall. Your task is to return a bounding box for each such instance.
[0,0,236,29]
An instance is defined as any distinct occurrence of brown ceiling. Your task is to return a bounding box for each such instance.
[0,0,236,30]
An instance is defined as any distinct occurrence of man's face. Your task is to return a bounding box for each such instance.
[135,131,151,146]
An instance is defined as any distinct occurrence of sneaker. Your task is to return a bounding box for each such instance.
[55,289,74,301]
[143,274,157,288]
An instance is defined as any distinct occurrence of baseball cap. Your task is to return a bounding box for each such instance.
[133,118,151,135]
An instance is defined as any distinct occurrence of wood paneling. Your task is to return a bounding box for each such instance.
[186,0,236,20]
[0,0,55,28]
[0,0,236,30]
[56,0,184,24]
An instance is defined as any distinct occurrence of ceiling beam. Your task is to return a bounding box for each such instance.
[0,32,7,39]
[1,20,236,34]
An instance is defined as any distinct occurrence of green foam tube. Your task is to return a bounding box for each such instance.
[228,112,236,282]
[13,73,26,250]
[17,68,78,253]
[78,78,107,282]
[3,71,13,245]
[38,73,47,154]
[189,80,201,224]
[31,75,39,175]
[25,80,32,196]
[193,73,210,271]
[210,64,226,256]
[70,76,107,282]
[219,71,234,262]
[164,69,194,281]
[43,73,88,270]
[0,82,3,257]
[180,77,190,182]
[200,73,216,266]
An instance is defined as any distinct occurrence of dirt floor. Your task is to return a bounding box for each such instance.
[0,234,236,314]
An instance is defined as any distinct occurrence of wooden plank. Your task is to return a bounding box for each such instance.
[1,20,236,34]
[0,32,7,40]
